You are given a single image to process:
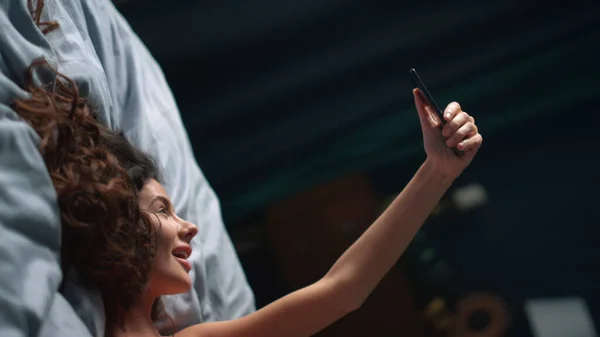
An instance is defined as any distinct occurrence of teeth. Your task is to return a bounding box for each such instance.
[173,251,188,259]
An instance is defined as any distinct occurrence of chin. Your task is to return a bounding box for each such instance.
[179,274,193,292]
[163,274,193,295]
[148,267,194,296]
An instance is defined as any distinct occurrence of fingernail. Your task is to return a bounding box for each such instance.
[445,112,452,120]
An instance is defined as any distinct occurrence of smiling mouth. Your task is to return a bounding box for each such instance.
[172,250,189,259]
[172,247,192,272]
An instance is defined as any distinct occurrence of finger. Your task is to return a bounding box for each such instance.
[457,133,483,152]
[446,122,477,147]
[443,102,462,122]
[413,89,441,129]
[442,111,470,137]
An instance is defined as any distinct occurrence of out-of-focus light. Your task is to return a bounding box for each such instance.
[451,183,488,212]
[525,297,598,337]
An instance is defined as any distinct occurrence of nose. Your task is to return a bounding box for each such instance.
[178,218,198,243]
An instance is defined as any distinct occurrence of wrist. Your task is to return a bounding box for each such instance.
[420,159,457,187]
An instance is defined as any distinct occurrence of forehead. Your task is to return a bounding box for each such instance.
[139,179,168,204]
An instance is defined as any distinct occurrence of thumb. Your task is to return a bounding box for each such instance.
[413,88,441,131]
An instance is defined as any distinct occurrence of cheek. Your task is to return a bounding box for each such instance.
[155,218,178,251]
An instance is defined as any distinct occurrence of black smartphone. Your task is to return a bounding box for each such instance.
[409,68,463,156]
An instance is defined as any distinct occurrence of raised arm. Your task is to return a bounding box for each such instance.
[182,89,483,337]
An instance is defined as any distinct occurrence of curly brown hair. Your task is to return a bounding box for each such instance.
[13,58,165,330]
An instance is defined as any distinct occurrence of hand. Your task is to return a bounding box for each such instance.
[413,88,483,179]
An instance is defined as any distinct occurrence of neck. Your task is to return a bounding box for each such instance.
[111,294,160,337]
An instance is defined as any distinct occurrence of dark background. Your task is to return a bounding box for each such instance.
[119,2,599,336]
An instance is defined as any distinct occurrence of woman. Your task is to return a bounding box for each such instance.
[15,60,482,337]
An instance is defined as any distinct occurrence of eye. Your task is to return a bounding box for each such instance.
[157,207,169,215]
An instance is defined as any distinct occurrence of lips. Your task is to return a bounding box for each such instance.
[172,245,192,272]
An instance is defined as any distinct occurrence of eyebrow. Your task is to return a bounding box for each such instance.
[149,195,171,209]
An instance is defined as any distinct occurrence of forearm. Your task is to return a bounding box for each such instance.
[324,159,454,309]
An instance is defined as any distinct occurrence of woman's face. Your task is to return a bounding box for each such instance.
[138,179,198,296]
